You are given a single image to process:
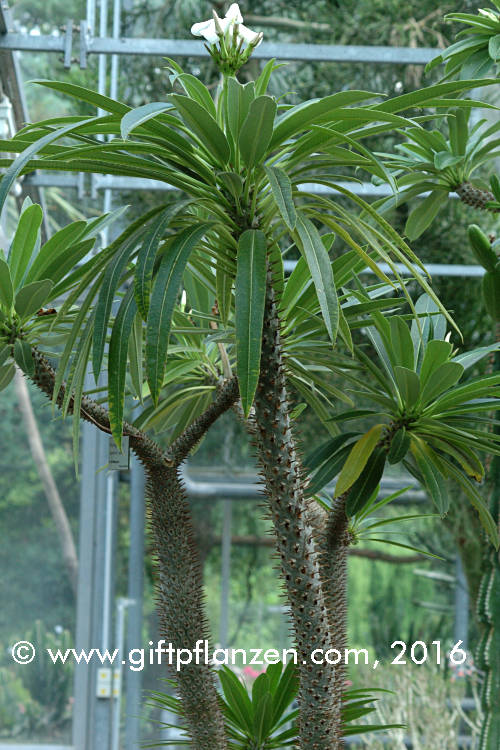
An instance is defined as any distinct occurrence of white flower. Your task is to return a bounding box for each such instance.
[191,3,262,47]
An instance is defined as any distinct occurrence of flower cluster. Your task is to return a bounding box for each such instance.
[191,3,263,75]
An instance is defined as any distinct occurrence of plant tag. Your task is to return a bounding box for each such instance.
[108,436,130,470]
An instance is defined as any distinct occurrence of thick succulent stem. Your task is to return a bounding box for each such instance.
[476,344,500,750]
[319,495,350,705]
[252,266,341,749]
[30,350,235,749]
[456,182,499,212]
[146,463,227,748]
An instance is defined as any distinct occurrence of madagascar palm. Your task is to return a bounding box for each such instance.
[375,109,500,239]
[2,7,500,748]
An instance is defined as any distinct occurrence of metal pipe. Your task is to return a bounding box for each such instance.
[219,499,232,647]
[111,598,134,750]
[110,0,121,101]
[0,32,439,64]
[87,0,96,37]
[181,466,426,502]
[125,452,145,750]
[102,472,115,653]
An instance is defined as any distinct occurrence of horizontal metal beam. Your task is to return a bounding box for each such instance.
[182,467,426,502]
[0,32,66,53]
[0,29,438,64]
[86,38,438,64]
[284,259,485,277]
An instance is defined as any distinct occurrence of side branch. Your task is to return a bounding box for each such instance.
[29,347,237,750]
[165,376,239,465]
[31,348,239,469]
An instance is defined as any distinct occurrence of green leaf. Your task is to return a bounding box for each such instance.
[170,94,230,164]
[271,660,299,725]
[218,667,253,733]
[405,191,448,241]
[24,220,87,284]
[419,339,453,385]
[305,432,360,471]
[345,448,386,516]
[433,151,463,170]
[31,238,96,294]
[239,96,277,167]
[0,259,14,310]
[146,223,211,404]
[420,361,464,405]
[448,109,468,156]
[34,79,129,115]
[216,266,233,325]
[120,101,171,139]
[253,693,273,744]
[226,78,255,146]
[295,215,338,342]
[128,312,143,402]
[235,229,267,417]
[387,427,410,465]
[489,33,500,61]
[14,279,54,320]
[93,239,137,380]
[270,90,380,147]
[134,202,190,320]
[8,204,43,288]
[13,338,35,376]
[411,439,449,515]
[170,73,216,118]
[452,342,500,370]
[0,363,15,391]
[440,456,499,548]
[264,165,296,230]
[389,316,415,369]
[217,171,244,201]
[255,59,282,96]
[336,424,385,496]
[394,366,420,405]
[108,287,138,448]
[0,116,98,213]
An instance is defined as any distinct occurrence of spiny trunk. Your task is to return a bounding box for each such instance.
[146,462,227,748]
[252,266,341,749]
[30,350,234,750]
[476,344,500,750]
[319,495,350,707]
[476,463,500,750]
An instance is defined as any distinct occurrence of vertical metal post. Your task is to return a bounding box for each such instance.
[110,0,121,100]
[112,598,133,750]
[73,424,116,750]
[454,553,469,651]
[219,499,232,647]
[93,445,117,750]
[125,452,145,750]
[86,0,96,35]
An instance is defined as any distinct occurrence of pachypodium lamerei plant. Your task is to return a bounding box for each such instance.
[375,109,500,239]
[374,4,500,746]
[2,4,500,749]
